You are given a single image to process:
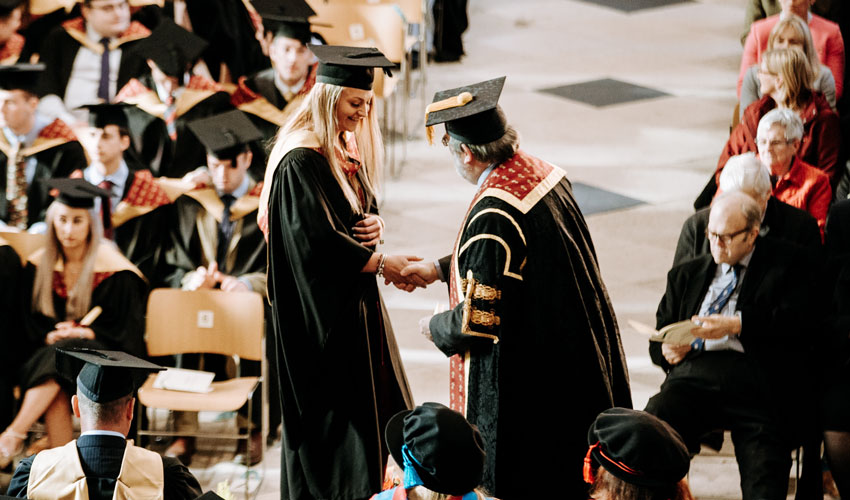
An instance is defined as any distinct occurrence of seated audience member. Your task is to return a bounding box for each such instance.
[0,0,24,64]
[162,110,270,466]
[742,0,837,44]
[585,408,694,500]
[0,236,22,434]
[756,107,831,234]
[739,0,843,99]
[79,103,186,286]
[820,199,850,499]
[7,348,202,499]
[37,0,149,122]
[0,179,147,468]
[716,48,840,191]
[116,18,231,178]
[741,14,836,114]
[0,64,86,231]
[674,152,820,266]
[372,402,492,500]
[647,191,818,500]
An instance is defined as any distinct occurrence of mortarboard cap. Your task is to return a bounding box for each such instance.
[0,0,25,14]
[253,0,315,44]
[46,178,111,210]
[57,348,163,403]
[309,44,394,91]
[78,103,132,130]
[129,18,208,77]
[424,76,507,146]
[0,64,46,96]
[188,110,263,160]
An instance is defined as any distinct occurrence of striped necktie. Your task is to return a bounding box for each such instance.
[164,93,177,140]
[692,265,739,351]
[6,139,28,229]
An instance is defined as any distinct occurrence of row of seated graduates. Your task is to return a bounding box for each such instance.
[665,2,850,498]
[0,0,323,468]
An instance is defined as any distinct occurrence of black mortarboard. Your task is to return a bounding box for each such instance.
[309,44,394,91]
[129,18,208,77]
[0,64,45,95]
[0,0,25,15]
[386,403,485,495]
[425,76,507,146]
[188,110,263,161]
[587,408,690,489]
[79,103,132,130]
[57,348,163,403]
[46,178,111,209]
[253,0,314,44]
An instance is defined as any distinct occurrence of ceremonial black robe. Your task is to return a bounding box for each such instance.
[266,146,413,500]
[0,121,86,229]
[0,242,22,430]
[429,151,632,500]
[8,434,202,500]
[17,244,148,392]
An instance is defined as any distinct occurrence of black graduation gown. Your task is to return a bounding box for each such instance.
[0,128,87,229]
[0,243,22,430]
[7,434,202,500]
[18,255,148,392]
[266,147,412,500]
[428,151,632,500]
[117,75,232,178]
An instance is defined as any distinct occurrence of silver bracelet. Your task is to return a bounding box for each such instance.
[376,254,387,277]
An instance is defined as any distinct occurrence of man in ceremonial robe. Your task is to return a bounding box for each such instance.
[0,0,24,65]
[8,349,202,499]
[36,0,149,120]
[0,64,87,231]
[408,77,632,499]
[161,110,272,465]
[0,235,22,430]
[116,18,231,178]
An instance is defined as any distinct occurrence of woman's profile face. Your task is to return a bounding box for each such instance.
[335,87,373,133]
[53,203,91,251]
[758,62,779,96]
[772,26,805,50]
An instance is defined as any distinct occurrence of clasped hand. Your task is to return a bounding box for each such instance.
[189,262,250,292]
[46,321,94,345]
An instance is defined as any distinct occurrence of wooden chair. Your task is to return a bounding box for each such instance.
[136,288,266,495]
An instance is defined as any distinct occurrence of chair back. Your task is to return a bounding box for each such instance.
[145,288,264,360]
[311,3,406,63]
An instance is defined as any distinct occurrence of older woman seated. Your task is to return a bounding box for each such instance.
[740,14,836,115]
[0,179,147,469]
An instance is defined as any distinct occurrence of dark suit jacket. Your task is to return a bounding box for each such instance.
[7,434,202,499]
[652,237,820,390]
[672,197,822,267]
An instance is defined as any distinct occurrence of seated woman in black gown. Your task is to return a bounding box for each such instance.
[0,180,147,468]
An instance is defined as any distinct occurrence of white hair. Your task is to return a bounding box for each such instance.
[757,107,804,143]
[719,152,772,199]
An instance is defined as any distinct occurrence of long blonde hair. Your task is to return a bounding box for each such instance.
[266,82,384,213]
[32,202,103,320]
[767,14,820,80]
[764,47,814,110]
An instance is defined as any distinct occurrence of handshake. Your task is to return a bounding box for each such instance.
[375,255,441,293]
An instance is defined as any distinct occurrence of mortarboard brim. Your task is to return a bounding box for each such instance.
[78,103,132,130]
[309,44,394,91]
[253,0,315,43]
[0,64,46,95]
[425,76,507,146]
[46,178,111,210]
[188,110,263,159]
[57,348,163,403]
[128,18,207,77]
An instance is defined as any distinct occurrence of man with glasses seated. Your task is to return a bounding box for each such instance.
[646,190,821,500]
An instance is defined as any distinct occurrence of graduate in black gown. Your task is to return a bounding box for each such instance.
[7,349,202,499]
[0,179,147,469]
[259,45,421,500]
[0,236,22,434]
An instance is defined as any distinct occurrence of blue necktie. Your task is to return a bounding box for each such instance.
[217,195,236,269]
[98,38,110,101]
[692,265,739,351]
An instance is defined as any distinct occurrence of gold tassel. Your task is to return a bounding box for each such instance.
[424,91,474,145]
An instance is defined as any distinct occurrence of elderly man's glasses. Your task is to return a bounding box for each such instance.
[757,138,792,148]
[705,227,750,245]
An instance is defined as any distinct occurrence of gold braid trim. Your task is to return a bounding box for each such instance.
[460,278,502,301]
[460,270,500,344]
[469,309,500,326]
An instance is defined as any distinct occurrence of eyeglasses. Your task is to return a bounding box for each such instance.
[757,138,793,148]
[441,133,450,147]
[705,227,750,245]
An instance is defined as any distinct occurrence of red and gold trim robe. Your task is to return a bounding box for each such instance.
[0,33,24,65]
[61,17,150,53]
[116,75,224,121]
[0,118,78,161]
[230,64,317,126]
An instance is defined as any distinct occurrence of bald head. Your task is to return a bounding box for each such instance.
[707,192,761,265]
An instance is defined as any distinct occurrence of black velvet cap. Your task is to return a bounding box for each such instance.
[188,110,262,160]
[310,44,394,91]
[587,408,690,488]
[129,18,208,77]
[425,76,507,145]
[253,0,314,44]
[46,178,111,209]
[0,64,45,95]
[386,402,485,495]
[57,348,163,403]
[79,103,132,130]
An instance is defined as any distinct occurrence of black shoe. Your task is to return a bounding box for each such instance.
[233,430,263,466]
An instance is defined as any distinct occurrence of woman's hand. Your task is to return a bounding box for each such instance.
[382,255,426,292]
[46,325,95,345]
[353,214,384,246]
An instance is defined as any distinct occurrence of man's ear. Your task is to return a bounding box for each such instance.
[460,144,474,165]
[72,395,81,418]
[126,397,135,421]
